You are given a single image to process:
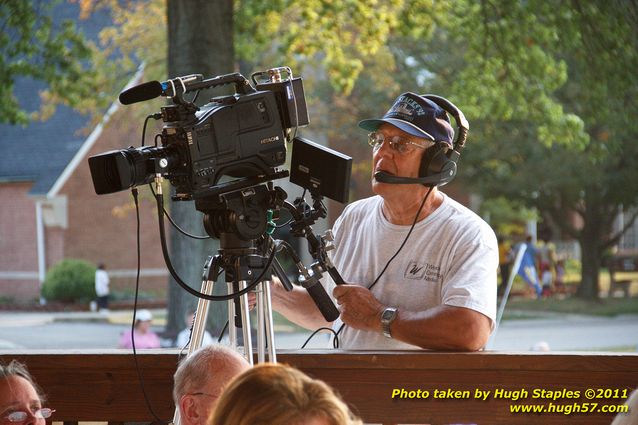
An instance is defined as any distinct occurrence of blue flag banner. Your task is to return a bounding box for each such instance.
[518,244,542,298]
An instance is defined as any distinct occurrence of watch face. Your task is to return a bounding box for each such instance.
[382,308,397,321]
[382,308,397,338]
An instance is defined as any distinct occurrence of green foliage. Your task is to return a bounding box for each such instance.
[480,197,537,236]
[435,0,638,298]
[42,259,96,303]
[236,0,435,95]
[0,0,98,124]
[15,0,637,301]
[0,296,14,305]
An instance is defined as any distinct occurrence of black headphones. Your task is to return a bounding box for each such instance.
[374,94,469,187]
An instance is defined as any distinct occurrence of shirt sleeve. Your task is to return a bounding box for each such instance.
[441,231,498,327]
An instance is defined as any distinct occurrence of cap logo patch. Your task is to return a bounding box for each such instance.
[387,95,427,122]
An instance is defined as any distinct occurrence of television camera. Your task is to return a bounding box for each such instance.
[87,67,351,364]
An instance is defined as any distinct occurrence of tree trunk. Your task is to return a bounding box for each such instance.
[165,0,234,337]
[577,236,602,299]
[575,193,606,300]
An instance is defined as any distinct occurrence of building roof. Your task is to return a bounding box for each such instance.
[0,3,113,195]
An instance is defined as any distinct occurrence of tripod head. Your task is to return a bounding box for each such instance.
[199,181,286,244]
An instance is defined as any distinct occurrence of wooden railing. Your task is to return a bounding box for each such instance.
[1,350,636,425]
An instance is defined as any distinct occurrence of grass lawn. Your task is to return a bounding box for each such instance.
[505,296,638,317]
[502,266,638,317]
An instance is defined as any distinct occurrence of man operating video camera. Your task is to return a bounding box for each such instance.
[271,92,497,351]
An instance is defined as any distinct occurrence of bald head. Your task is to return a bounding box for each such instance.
[173,344,249,423]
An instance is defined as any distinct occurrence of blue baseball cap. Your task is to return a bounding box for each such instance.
[359,92,454,146]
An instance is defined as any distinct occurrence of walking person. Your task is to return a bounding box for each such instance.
[95,263,110,313]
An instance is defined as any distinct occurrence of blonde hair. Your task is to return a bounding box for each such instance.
[210,363,362,425]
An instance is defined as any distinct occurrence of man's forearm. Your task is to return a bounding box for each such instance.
[390,305,492,351]
[271,284,334,330]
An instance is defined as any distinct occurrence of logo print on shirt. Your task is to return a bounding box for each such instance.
[405,261,426,280]
[404,261,442,282]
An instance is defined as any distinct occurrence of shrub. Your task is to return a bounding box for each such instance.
[42,259,96,303]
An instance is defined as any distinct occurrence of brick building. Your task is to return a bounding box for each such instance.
[0,73,170,302]
[0,5,168,303]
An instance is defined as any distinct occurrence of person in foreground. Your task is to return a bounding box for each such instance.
[209,363,362,425]
[272,92,497,350]
[611,388,638,425]
[0,360,55,425]
[173,345,250,425]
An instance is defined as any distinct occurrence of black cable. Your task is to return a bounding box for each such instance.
[143,114,209,241]
[275,218,293,229]
[142,113,162,147]
[149,184,210,239]
[190,89,200,105]
[130,188,169,424]
[141,115,151,147]
[273,208,294,229]
[155,191,276,301]
[300,327,338,349]
[217,320,229,343]
[332,186,435,344]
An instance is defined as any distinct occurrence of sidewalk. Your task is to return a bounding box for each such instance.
[0,308,331,350]
[0,309,636,351]
[0,308,166,326]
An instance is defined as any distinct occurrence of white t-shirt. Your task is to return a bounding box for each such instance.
[95,269,110,297]
[329,194,498,350]
[175,328,215,349]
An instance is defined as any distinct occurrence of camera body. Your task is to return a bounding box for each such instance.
[88,69,308,201]
[161,90,286,200]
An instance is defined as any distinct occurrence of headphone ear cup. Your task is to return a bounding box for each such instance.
[419,143,449,177]
[419,143,458,187]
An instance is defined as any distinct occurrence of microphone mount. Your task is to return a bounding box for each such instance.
[119,72,257,106]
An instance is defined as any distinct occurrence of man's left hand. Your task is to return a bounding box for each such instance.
[333,284,385,332]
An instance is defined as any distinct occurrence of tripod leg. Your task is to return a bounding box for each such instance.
[227,281,237,349]
[189,280,214,351]
[263,280,277,363]
[172,256,218,425]
[257,282,266,363]
[238,280,253,365]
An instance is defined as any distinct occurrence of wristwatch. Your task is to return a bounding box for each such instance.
[381,307,398,338]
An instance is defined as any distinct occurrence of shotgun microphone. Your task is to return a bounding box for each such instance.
[119,81,163,105]
[119,74,204,105]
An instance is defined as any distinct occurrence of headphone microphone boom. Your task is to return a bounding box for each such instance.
[374,94,469,187]
[374,165,456,186]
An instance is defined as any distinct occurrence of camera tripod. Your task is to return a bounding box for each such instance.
[180,186,344,360]
[171,233,288,425]
[186,234,286,364]
[168,182,342,425]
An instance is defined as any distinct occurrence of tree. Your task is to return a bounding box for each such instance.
[333,0,638,299]
[439,0,638,299]
[63,0,638,304]
[0,0,97,124]
[164,0,235,335]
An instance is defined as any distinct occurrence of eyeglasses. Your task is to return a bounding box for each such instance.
[368,132,432,155]
[3,408,55,422]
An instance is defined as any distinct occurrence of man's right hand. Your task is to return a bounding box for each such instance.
[267,275,335,330]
